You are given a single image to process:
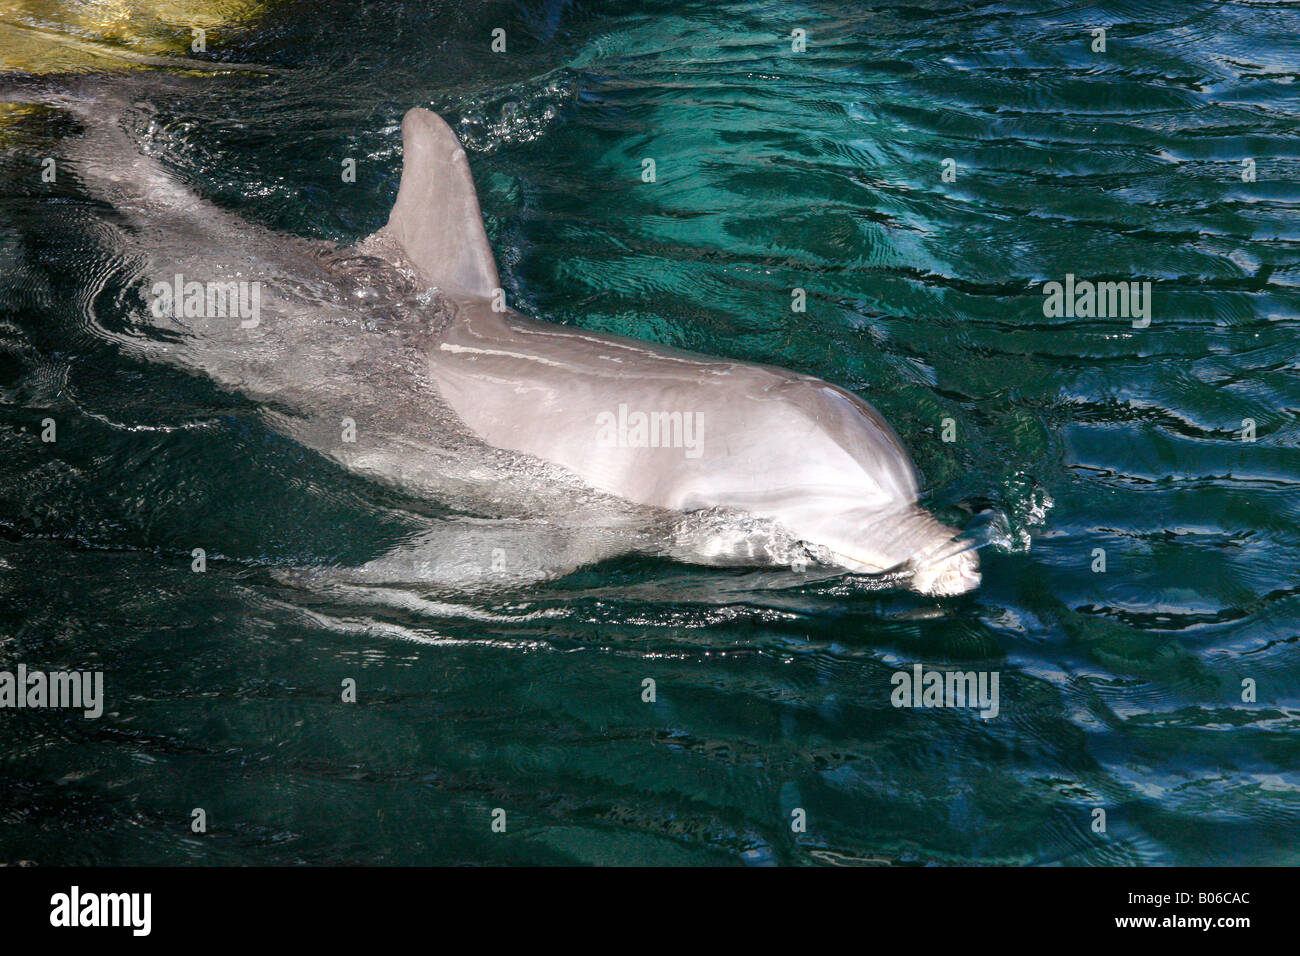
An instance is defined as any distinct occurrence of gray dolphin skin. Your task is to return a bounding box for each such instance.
[37,81,979,596]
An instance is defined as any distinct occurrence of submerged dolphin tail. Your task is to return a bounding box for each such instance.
[366,108,500,300]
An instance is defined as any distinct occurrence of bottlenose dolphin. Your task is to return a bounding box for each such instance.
[11,77,979,595]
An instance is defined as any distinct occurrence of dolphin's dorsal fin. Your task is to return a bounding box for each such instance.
[370,108,500,299]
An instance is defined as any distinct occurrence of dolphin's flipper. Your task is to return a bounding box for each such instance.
[363,108,501,300]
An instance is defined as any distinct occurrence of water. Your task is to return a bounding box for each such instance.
[1,0,1298,865]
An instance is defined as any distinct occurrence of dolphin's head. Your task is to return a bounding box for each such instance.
[730,379,981,596]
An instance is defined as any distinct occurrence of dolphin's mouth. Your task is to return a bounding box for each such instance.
[822,542,982,596]
[822,546,892,577]
[909,549,981,596]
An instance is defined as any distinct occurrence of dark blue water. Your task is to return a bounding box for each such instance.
[0,0,1298,865]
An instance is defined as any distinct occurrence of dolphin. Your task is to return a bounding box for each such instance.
[8,76,979,596]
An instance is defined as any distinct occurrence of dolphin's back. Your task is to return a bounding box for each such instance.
[427,301,921,519]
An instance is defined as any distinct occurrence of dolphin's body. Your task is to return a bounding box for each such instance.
[23,80,978,595]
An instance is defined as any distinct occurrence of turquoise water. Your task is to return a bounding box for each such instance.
[1,0,1299,865]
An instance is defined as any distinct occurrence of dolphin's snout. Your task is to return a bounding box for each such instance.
[909,548,981,596]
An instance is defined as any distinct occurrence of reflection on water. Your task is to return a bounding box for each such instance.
[1,0,1299,865]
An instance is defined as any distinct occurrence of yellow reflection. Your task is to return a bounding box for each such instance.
[0,0,269,73]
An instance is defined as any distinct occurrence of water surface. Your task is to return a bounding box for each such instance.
[1,0,1298,865]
